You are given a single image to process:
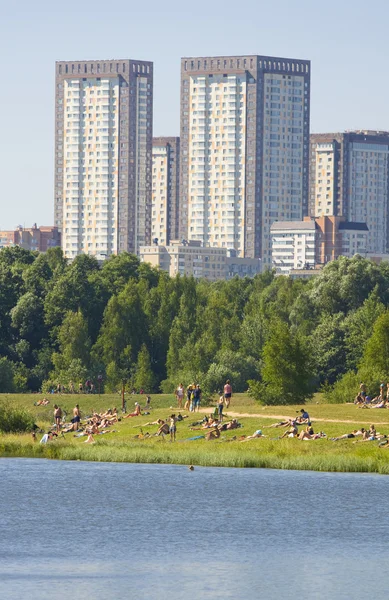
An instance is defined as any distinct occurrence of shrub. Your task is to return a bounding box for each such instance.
[0,401,35,433]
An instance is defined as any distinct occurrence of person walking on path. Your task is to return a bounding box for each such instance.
[224,380,232,408]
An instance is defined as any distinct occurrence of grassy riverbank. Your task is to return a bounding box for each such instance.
[2,393,389,474]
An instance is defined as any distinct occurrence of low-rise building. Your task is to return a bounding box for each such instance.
[0,225,61,252]
[140,241,261,281]
[271,216,368,275]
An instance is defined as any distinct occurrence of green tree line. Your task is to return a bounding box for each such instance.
[0,246,388,404]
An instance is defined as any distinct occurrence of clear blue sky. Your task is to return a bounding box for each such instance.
[1,0,388,229]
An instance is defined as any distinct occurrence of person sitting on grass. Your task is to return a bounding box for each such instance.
[296,409,311,425]
[298,426,326,440]
[124,402,141,418]
[205,427,220,441]
[84,433,95,444]
[280,424,298,439]
[155,421,170,436]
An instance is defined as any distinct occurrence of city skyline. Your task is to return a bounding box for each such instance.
[2,0,389,228]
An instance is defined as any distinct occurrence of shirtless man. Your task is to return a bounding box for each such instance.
[72,404,81,431]
[53,405,62,433]
[224,380,232,409]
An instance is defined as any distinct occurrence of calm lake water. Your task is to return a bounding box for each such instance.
[1,459,389,599]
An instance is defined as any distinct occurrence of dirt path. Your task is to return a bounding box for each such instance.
[197,408,389,426]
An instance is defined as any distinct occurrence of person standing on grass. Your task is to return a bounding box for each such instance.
[193,384,202,412]
[169,414,177,442]
[224,380,232,408]
[72,404,81,431]
[176,383,184,409]
[185,383,194,411]
[53,405,62,433]
[218,395,224,422]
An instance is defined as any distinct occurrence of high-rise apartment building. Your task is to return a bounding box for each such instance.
[180,55,310,266]
[310,131,389,254]
[152,137,180,245]
[55,59,153,259]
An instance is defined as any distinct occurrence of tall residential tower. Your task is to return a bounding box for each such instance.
[55,59,153,259]
[310,131,389,254]
[152,137,180,245]
[179,55,310,266]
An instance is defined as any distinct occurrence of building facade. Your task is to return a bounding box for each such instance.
[152,137,180,245]
[271,216,368,275]
[310,131,389,254]
[0,225,61,252]
[140,240,261,280]
[55,59,153,260]
[180,55,310,266]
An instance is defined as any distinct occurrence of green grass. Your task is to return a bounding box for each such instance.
[2,392,389,474]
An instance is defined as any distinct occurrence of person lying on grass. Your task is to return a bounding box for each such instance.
[34,398,50,406]
[330,428,366,441]
[264,418,297,429]
[240,429,264,442]
[353,425,386,442]
[218,419,241,431]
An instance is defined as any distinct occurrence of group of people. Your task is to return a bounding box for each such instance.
[175,380,232,417]
[39,403,119,444]
[50,380,98,395]
[355,382,389,408]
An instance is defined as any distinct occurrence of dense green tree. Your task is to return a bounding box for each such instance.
[249,319,312,405]
[133,344,156,392]
[310,313,347,385]
[343,290,385,370]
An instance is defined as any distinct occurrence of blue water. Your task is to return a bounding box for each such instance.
[1,459,389,599]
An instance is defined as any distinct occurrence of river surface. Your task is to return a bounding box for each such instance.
[1,459,389,599]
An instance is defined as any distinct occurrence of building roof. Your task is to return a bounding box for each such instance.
[338,222,369,231]
[270,221,316,232]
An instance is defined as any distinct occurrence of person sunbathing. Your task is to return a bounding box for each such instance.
[240,429,264,441]
[124,403,141,418]
[265,418,297,429]
[219,419,241,431]
[35,398,50,406]
[331,429,365,441]
[155,422,170,436]
[298,426,326,440]
[205,427,220,441]
[280,425,298,439]
[84,433,95,444]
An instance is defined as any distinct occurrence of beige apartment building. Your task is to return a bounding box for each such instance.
[310,131,389,254]
[140,240,261,281]
[54,59,153,260]
[180,55,311,266]
[152,137,180,245]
